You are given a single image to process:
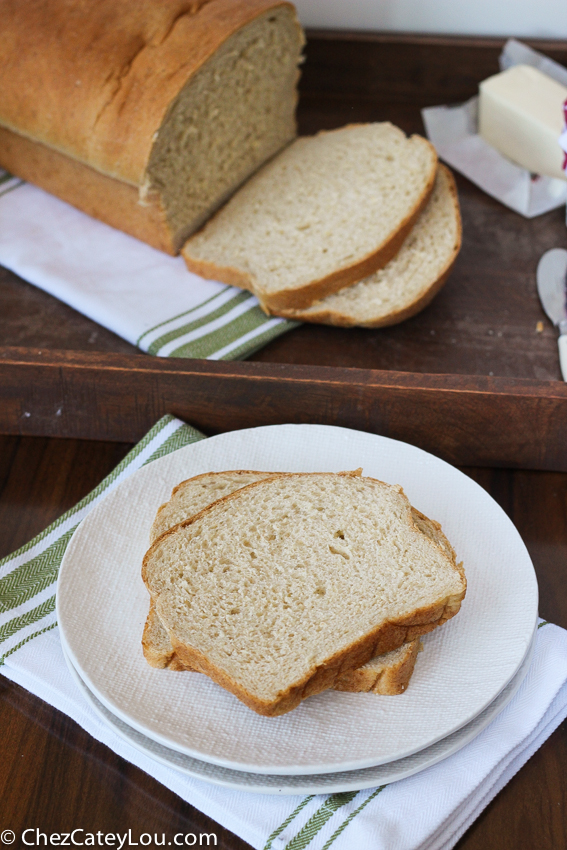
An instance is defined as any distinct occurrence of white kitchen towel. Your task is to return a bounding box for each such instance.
[1,415,566,850]
[0,175,298,360]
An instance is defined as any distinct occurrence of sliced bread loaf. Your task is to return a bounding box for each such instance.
[142,472,465,716]
[181,123,438,311]
[278,165,461,327]
[0,1,304,253]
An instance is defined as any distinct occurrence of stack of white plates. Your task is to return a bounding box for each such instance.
[57,425,538,795]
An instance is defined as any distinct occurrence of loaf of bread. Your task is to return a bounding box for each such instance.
[181,123,438,311]
[0,0,304,254]
[142,471,465,715]
[278,165,461,327]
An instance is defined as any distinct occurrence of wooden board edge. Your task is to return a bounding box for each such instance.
[0,346,565,471]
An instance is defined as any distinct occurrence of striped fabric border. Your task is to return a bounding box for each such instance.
[0,170,299,360]
[263,787,387,850]
[0,415,205,665]
[136,285,299,361]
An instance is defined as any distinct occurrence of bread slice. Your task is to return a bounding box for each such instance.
[150,470,273,544]
[143,598,422,694]
[143,599,190,672]
[142,472,465,716]
[181,123,438,311]
[278,165,461,327]
[144,470,453,697]
[0,1,304,254]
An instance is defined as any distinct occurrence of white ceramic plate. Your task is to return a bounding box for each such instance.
[57,424,538,776]
[62,631,536,795]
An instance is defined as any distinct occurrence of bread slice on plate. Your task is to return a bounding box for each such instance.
[150,470,273,544]
[144,470,456,696]
[142,471,466,716]
[143,598,422,694]
[278,164,461,327]
[181,123,438,312]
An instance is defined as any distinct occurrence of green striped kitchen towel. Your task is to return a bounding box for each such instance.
[2,415,567,850]
[0,173,299,360]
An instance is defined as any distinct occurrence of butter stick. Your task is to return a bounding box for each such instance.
[479,64,567,180]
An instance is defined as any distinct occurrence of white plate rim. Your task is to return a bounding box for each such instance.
[56,423,539,775]
[61,627,537,795]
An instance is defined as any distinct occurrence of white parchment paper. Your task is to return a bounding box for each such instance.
[422,39,567,218]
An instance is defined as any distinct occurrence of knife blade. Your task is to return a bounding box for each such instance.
[536,247,567,381]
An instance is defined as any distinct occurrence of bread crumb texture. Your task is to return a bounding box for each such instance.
[282,164,461,327]
[143,473,465,714]
[148,6,303,248]
[182,123,437,307]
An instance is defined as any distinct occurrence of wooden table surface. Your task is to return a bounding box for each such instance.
[1,30,567,850]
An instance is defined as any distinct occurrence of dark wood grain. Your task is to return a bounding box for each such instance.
[1,345,567,471]
[300,32,567,110]
[0,435,565,849]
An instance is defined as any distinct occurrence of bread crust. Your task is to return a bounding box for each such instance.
[0,0,302,252]
[143,471,466,716]
[0,0,298,185]
[166,594,462,715]
[181,130,438,312]
[142,600,191,670]
[145,598,423,694]
[333,639,421,695]
[0,125,175,253]
[151,469,278,541]
[276,165,462,326]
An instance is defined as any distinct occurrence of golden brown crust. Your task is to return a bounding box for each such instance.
[0,0,298,185]
[181,135,438,312]
[142,600,196,670]
[143,471,466,716]
[0,125,175,253]
[169,469,277,499]
[275,165,462,326]
[153,470,276,524]
[168,593,463,715]
[0,1,302,252]
[333,640,421,695]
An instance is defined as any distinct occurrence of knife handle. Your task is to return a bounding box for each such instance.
[559,334,567,382]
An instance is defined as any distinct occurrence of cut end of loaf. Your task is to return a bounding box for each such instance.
[149,5,304,251]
